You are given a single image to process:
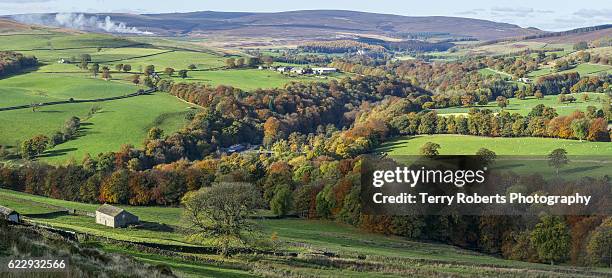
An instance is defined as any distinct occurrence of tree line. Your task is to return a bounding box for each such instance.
[0,51,37,77]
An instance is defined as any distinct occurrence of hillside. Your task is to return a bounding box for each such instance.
[0,18,35,33]
[7,10,544,41]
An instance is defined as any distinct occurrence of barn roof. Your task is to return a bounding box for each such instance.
[96,204,126,217]
[0,205,17,215]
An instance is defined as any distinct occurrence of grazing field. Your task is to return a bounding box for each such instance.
[0,71,193,164]
[478,67,512,79]
[434,92,605,116]
[528,63,612,78]
[1,188,607,277]
[0,31,236,163]
[378,135,612,156]
[377,135,612,178]
[171,69,340,91]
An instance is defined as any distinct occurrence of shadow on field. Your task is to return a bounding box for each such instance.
[137,221,175,232]
[376,137,416,152]
[561,165,603,174]
[38,148,78,158]
[490,163,525,170]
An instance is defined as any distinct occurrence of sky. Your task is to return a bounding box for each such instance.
[1,0,611,31]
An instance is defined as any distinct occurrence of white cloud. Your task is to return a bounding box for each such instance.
[573,9,612,18]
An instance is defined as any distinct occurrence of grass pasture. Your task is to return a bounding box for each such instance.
[377,135,612,178]
[1,188,609,277]
[0,71,194,164]
[379,134,612,156]
[434,92,605,116]
[528,63,612,78]
[171,69,341,91]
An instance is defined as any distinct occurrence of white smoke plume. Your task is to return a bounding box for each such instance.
[12,13,153,35]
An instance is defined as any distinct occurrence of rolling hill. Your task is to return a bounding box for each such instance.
[6,10,544,41]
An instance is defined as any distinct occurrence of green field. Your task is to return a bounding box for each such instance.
[434,92,605,116]
[478,67,513,79]
[171,69,341,91]
[1,187,608,277]
[528,63,612,78]
[379,135,612,156]
[377,135,612,178]
[0,70,194,164]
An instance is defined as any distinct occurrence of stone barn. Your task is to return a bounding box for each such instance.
[0,205,20,223]
[95,204,139,228]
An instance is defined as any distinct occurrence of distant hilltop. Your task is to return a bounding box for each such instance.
[5,10,545,41]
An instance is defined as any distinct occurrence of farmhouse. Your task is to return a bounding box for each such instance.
[95,204,139,228]
[312,67,337,75]
[291,67,305,74]
[518,77,532,83]
[0,205,20,223]
[276,66,292,73]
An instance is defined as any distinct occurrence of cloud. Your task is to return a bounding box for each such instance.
[0,0,52,2]
[455,10,478,15]
[490,7,554,17]
[573,9,612,18]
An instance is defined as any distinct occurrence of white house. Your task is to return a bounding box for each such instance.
[276,66,292,73]
[312,67,337,75]
[96,204,139,228]
[0,205,20,223]
[291,67,305,74]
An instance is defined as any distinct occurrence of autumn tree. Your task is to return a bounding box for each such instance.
[263,117,282,147]
[101,66,111,80]
[235,58,245,68]
[535,90,544,99]
[531,215,571,265]
[178,70,188,79]
[164,67,175,77]
[181,182,261,257]
[147,127,164,141]
[548,148,569,175]
[144,65,155,76]
[20,135,50,159]
[420,142,440,157]
[270,184,293,216]
[131,74,140,84]
[143,76,155,88]
[496,96,508,109]
[571,118,589,141]
[99,170,129,203]
[90,63,100,77]
[225,58,236,68]
[586,217,612,267]
[476,148,497,166]
[261,56,274,66]
[80,54,91,69]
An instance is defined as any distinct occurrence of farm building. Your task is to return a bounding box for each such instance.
[227,144,247,153]
[95,204,139,228]
[276,66,292,73]
[312,67,337,75]
[0,205,20,223]
[291,67,305,74]
[518,77,532,83]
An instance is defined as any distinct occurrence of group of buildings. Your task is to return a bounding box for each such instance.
[258,65,338,75]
